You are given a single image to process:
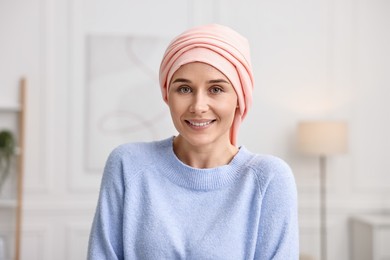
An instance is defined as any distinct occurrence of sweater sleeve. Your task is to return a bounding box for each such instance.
[254,157,299,260]
[87,147,125,260]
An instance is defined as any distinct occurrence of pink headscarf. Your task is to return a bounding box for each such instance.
[159,24,254,146]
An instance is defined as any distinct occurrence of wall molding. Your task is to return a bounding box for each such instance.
[22,0,49,194]
[349,0,390,193]
[65,222,92,260]
[21,224,50,260]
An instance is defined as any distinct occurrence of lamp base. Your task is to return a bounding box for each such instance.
[319,156,327,260]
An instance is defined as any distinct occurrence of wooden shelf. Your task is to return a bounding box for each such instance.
[0,199,18,208]
[0,103,21,112]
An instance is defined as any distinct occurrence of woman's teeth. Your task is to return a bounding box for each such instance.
[188,120,213,127]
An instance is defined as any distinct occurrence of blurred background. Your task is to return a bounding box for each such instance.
[0,0,389,259]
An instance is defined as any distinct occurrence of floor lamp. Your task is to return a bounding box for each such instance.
[297,121,348,260]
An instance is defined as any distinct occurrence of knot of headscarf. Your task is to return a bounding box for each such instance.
[159,24,254,146]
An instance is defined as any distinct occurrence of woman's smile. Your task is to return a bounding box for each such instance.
[185,119,216,128]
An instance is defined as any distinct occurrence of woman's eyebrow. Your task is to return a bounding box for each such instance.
[208,79,230,84]
[171,78,191,84]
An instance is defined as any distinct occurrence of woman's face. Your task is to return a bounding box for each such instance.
[167,62,238,148]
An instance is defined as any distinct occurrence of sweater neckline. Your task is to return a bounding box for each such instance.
[157,137,252,191]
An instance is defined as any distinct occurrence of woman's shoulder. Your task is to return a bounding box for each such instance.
[248,154,292,176]
[108,137,171,161]
[102,138,172,182]
[242,150,295,194]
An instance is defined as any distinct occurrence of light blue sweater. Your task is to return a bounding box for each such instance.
[88,137,299,259]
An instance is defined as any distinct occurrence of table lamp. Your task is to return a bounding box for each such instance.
[297,121,348,260]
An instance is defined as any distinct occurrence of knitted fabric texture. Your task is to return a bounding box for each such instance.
[87,137,299,259]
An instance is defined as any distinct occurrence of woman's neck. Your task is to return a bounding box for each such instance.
[172,135,238,169]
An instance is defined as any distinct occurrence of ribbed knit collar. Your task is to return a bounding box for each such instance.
[157,137,253,191]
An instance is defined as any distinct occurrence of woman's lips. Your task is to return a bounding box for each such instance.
[185,119,216,127]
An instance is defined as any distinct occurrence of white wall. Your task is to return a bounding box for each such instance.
[0,0,389,259]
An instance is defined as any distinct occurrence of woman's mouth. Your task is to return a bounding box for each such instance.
[185,120,216,127]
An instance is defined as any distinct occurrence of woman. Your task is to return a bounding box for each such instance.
[88,24,299,259]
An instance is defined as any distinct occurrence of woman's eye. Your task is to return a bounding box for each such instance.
[178,86,191,94]
[210,87,223,94]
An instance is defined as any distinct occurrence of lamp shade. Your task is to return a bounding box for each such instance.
[298,121,348,156]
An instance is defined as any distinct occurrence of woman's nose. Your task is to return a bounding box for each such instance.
[189,92,209,114]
